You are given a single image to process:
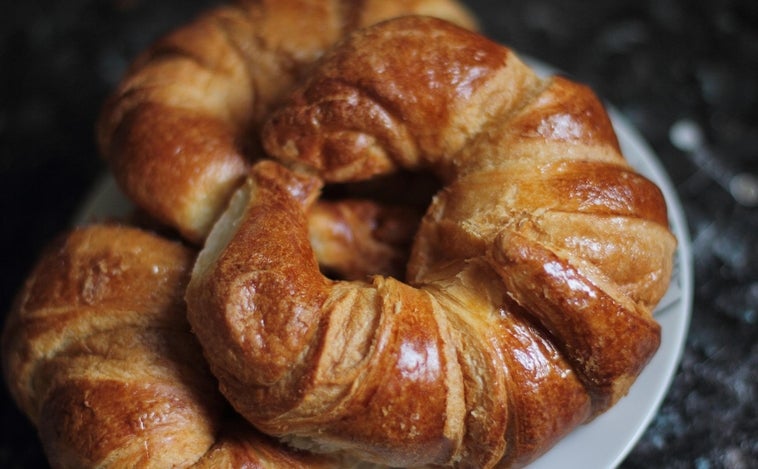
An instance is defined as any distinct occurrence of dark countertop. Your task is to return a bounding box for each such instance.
[1,1,755,467]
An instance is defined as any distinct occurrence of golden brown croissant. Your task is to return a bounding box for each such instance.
[96,0,477,243]
[186,16,677,468]
[0,225,342,468]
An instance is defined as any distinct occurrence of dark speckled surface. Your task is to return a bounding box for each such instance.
[1,1,756,467]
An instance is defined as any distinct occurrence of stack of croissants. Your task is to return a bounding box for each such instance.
[2,0,678,467]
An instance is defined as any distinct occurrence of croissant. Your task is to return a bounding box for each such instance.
[96,0,477,243]
[1,224,350,468]
[186,16,677,468]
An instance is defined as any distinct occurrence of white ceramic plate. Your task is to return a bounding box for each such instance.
[75,59,693,469]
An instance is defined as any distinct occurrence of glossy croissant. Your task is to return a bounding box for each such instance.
[96,0,477,243]
[0,225,344,468]
[185,16,677,468]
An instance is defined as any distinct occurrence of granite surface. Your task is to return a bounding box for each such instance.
[1,0,755,467]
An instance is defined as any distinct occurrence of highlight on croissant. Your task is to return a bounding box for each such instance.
[2,1,677,468]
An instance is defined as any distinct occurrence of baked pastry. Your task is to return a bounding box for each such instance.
[5,1,676,467]
[96,0,477,243]
[0,225,342,468]
[186,16,677,468]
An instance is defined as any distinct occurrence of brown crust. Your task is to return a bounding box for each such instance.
[186,16,678,468]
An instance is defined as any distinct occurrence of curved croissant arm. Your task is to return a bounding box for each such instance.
[187,161,600,467]
[96,0,477,243]
[0,225,340,468]
[187,16,677,468]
